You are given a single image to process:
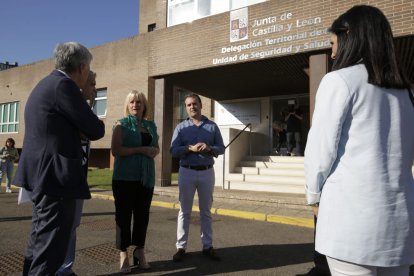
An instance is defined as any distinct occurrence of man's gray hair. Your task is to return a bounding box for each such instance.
[54,42,93,73]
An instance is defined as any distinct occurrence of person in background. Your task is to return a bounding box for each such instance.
[170,93,225,262]
[272,120,287,156]
[57,70,97,276]
[305,5,414,276]
[0,138,19,193]
[111,90,159,273]
[13,42,105,276]
[285,104,303,156]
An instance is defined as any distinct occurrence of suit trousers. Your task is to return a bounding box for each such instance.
[57,199,84,276]
[176,167,215,250]
[23,194,77,276]
[112,180,154,251]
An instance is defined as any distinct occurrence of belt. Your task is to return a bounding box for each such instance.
[181,165,213,171]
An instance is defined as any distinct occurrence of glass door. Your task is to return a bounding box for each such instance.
[270,94,309,156]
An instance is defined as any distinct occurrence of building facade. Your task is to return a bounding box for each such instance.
[1,0,413,189]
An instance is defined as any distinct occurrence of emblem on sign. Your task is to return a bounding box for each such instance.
[230,7,248,42]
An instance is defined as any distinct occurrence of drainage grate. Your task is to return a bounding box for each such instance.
[79,242,133,264]
[0,251,24,275]
[81,218,115,231]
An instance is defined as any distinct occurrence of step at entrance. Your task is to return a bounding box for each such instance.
[225,156,305,194]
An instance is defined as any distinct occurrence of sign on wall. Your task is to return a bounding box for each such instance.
[230,7,248,42]
[213,7,330,65]
[215,101,260,125]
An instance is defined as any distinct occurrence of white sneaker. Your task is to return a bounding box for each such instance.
[6,188,12,193]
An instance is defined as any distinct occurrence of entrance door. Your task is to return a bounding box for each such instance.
[270,94,310,156]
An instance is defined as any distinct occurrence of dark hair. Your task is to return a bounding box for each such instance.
[184,93,202,105]
[5,138,15,148]
[329,5,409,89]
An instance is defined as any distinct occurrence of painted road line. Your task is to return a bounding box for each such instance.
[91,193,313,229]
[267,214,314,229]
[152,201,176,209]
[91,193,114,201]
[216,208,266,221]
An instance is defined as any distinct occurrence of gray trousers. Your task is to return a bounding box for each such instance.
[176,167,215,250]
[286,131,301,155]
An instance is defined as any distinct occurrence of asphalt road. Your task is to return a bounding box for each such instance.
[0,189,316,275]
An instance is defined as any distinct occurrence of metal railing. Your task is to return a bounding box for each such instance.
[222,123,252,189]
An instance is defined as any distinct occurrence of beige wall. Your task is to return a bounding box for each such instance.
[0,35,150,150]
[88,35,150,148]
[148,0,414,76]
[139,0,167,34]
[1,0,413,155]
[0,59,54,146]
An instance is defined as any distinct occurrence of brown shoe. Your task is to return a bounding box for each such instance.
[202,247,221,261]
[173,248,186,262]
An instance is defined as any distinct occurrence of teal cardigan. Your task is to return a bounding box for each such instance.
[112,115,159,188]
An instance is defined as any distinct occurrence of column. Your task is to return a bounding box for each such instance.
[153,78,173,186]
[309,54,329,125]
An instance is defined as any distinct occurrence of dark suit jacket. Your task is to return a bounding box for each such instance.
[13,70,105,200]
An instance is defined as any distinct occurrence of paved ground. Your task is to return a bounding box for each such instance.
[3,185,411,275]
[0,185,317,275]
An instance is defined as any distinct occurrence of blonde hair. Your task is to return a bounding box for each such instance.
[123,90,148,118]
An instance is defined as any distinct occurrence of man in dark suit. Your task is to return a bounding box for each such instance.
[13,42,105,276]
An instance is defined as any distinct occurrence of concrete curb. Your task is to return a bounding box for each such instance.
[91,192,314,229]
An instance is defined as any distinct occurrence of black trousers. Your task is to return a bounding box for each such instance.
[313,215,331,276]
[23,194,77,276]
[112,180,154,251]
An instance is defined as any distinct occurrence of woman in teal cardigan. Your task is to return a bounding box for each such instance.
[111,90,159,273]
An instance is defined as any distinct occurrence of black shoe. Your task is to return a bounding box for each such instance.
[133,247,151,270]
[296,267,331,276]
[173,248,186,262]
[202,247,221,261]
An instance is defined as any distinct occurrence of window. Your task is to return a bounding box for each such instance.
[0,102,19,133]
[148,23,157,32]
[93,89,107,118]
[168,0,196,26]
[167,0,267,26]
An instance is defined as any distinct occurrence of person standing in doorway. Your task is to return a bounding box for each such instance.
[57,70,97,276]
[285,104,303,156]
[13,42,105,276]
[170,93,225,262]
[0,138,19,193]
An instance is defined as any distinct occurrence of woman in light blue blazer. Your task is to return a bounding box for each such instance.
[305,5,414,276]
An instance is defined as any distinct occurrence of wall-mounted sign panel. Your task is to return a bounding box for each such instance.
[215,101,260,125]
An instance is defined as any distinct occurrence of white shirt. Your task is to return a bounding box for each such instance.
[305,64,414,266]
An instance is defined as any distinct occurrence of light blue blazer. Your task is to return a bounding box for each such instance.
[305,64,414,266]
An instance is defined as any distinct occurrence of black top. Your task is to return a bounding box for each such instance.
[286,107,303,132]
[141,132,152,146]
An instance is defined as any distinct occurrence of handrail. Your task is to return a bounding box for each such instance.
[222,123,252,189]
[225,123,251,149]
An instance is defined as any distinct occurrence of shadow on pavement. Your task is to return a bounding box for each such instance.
[97,243,314,275]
